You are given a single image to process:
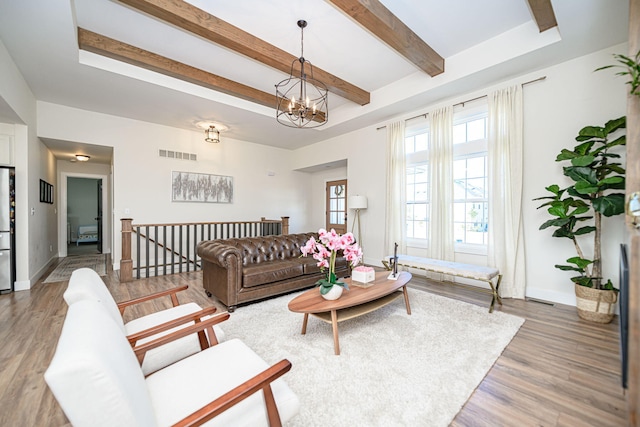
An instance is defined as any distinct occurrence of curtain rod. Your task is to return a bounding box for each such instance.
[376,75,546,130]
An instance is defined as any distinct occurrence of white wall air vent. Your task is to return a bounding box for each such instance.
[159,149,197,161]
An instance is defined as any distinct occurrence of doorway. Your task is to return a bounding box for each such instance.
[66,177,102,256]
[58,172,109,258]
[326,179,348,234]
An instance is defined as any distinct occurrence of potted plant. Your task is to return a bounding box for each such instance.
[596,50,640,97]
[534,116,626,323]
[301,228,363,300]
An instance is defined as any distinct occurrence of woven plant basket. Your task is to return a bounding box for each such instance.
[574,284,618,324]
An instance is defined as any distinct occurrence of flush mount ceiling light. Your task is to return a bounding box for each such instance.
[275,20,328,129]
[75,154,90,162]
[205,125,220,143]
[196,121,228,144]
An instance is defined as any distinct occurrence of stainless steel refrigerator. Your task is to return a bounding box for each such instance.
[0,167,15,294]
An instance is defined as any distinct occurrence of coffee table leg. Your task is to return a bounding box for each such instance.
[331,310,340,355]
[402,286,412,315]
[301,313,309,335]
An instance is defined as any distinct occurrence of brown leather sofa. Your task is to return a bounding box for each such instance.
[197,233,349,311]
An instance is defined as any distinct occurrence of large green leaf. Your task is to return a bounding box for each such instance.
[555,265,583,272]
[574,181,599,194]
[608,164,626,174]
[570,205,590,216]
[552,228,575,238]
[598,176,624,186]
[592,193,626,216]
[547,202,569,218]
[556,149,579,161]
[574,226,596,235]
[539,217,572,230]
[566,256,593,268]
[576,126,605,140]
[571,155,595,167]
[546,184,561,195]
[564,166,597,185]
[603,116,626,135]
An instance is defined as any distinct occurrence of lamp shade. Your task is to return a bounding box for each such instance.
[349,195,368,210]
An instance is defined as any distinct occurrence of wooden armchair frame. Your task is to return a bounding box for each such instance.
[132,313,292,427]
[116,284,189,316]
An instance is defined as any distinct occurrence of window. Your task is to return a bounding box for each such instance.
[406,164,428,239]
[404,104,488,253]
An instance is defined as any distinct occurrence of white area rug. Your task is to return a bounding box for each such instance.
[43,255,106,283]
[222,288,525,426]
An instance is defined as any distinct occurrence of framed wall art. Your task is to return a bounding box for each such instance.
[171,171,233,203]
[40,179,54,204]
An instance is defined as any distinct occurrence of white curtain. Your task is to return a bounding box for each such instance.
[427,106,454,264]
[384,121,406,256]
[488,86,526,299]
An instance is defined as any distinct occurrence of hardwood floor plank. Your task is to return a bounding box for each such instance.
[0,268,627,426]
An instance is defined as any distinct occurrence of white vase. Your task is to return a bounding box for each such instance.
[321,284,343,300]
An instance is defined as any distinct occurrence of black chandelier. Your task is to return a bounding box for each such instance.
[275,20,328,129]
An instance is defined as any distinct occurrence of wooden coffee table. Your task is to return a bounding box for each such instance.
[288,270,412,355]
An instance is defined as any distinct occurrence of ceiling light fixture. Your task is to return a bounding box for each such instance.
[275,20,328,129]
[75,154,90,162]
[205,125,220,143]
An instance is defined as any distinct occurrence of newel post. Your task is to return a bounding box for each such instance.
[281,216,289,235]
[120,218,133,282]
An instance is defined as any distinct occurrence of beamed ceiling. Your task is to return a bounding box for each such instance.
[0,0,630,159]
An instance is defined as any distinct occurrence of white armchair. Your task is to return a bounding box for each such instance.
[64,268,225,375]
[45,299,299,426]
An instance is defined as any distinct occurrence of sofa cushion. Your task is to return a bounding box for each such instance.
[242,260,303,288]
[291,256,349,275]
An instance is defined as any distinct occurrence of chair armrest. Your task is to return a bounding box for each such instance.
[173,359,293,427]
[133,312,231,364]
[117,285,189,315]
[127,306,220,346]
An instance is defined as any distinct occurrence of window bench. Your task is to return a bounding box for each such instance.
[382,254,502,313]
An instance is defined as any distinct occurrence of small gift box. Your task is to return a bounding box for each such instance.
[352,266,375,283]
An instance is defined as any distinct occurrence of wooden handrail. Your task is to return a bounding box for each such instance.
[119,217,290,282]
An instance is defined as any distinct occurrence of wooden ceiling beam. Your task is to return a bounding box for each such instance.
[77,28,326,122]
[526,0,558,33]
[326,0,444,77]
[116,0,370,106]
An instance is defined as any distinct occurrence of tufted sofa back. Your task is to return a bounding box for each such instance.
[220,233,316,266]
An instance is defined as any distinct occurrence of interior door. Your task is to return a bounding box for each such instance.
[95,179,103,253]
[326,179,347,234]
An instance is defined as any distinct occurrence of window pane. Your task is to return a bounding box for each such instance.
[466,178,485,199]
[406,184,415,202]
[453,159,465,179]
[465,224,485,244]
[453,123,466,144]
[330,212,338,224]
[415,133,428,152]
[406,220,414,238]
[337,198,345,211]
[414,220,427,239]
[467,118,486,141]
[416,168,429,184]
[414,203,427,220]
[453,179,466,199]
[454,223,465,243]
[405,136,415,154]
[406,204,414,220]
[467,157,485,178]
[453,202,465,222]
[415,183,428,201]
[330,199,337,210]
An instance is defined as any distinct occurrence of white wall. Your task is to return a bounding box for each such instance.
[293,43,628,306]
[37,103,312,269]
[0,39,57,289]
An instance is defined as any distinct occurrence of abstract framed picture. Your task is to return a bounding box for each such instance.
[171,171,233,203]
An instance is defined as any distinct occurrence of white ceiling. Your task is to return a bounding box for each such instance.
[0,0,630,163]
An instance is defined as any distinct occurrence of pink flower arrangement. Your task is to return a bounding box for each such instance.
[301,228,363,295]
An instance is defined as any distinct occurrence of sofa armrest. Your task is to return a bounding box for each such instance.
[197,241,242,268]
[198,241,243,309]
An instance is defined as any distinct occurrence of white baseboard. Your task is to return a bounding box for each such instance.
[14,280,31,291]
[525,287,576,307]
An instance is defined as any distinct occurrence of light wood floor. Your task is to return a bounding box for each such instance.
[0,263,627,426]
